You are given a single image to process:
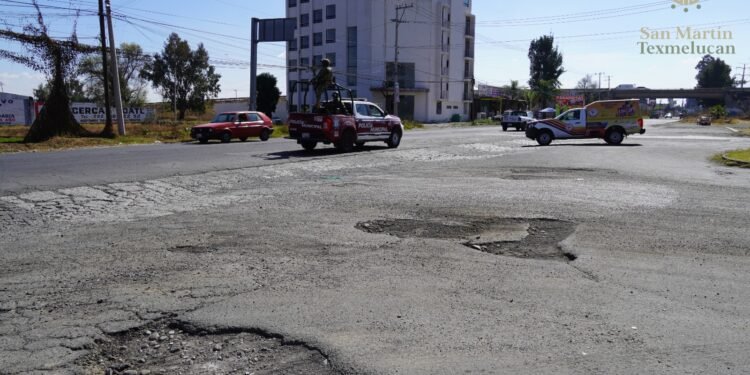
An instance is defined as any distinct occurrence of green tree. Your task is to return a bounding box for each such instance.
[141,33,221,120]
[528,35,564,108]
[576,74,598,104]
[78,42,150,106]
[695,55,734,106]
[256,73,281,118]
[533,79,560,110]
[0,1,96,142]
[505,80,521,100]
[33,77,87,102]
[695,55,734,89]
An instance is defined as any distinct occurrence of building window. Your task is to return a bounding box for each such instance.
[313,55,322,67]
[437,101,442,115]
[289,59,297,72]
[386,62,416,89]
[326,28,336,43]
[326,4,336,19]
[300,35,309,49]
[300,57,309,70]
[313,32,322,46]
[288,38,297,51]
[325,52,336,67]
[288,0,296,7]
[300,0,308,3]
[300,13,309,27]
[347,26,357,86]
[313,9,322,24]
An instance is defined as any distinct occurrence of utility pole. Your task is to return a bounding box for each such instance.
[392,3,413,117]
[0,80,4,92]
[607,75,611,90]
[738,64,747,89]
[97,0,112,133]
[250,17,259,111]
[594,72,605,100]
[595,72,605,89]
[105,0,126,135]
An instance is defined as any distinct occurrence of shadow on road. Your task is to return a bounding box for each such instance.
[262,145,388,160]
[522,143,643,148]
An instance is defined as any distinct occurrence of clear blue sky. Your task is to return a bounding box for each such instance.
[1,0,747,101]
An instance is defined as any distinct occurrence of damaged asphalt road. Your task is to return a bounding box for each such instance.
[1,123,750,374]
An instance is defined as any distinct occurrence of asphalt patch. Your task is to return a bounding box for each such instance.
[76,321,334,374]
[357,218,577,261]
[168,245,218,254]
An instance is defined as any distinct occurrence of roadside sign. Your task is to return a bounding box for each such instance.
[258,18,296,42]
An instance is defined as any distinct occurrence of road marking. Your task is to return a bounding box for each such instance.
[726,127,739,133]
[643,135,736,141]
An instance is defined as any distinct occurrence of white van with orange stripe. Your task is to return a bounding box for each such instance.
[525,100,646,146]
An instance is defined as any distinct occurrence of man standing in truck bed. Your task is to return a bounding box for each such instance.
[312,58,334,110]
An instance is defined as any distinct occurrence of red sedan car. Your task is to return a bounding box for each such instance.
[191,111,274,144]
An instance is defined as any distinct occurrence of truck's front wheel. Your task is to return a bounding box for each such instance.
[537,130,553,146]
[386,130,402,149]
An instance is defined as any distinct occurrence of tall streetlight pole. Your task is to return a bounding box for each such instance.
[391,3,413,117]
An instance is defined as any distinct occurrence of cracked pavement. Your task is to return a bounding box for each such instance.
[1,122,750,374]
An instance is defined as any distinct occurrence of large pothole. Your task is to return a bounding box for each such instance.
[76,320,335,375]
[357,218,577,261]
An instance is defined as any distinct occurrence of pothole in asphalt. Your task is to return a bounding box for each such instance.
[357,218,577,261]
[76,320,334,375]
[168,245,218,254]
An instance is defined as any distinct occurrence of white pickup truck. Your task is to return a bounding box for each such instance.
[494,110,535,131]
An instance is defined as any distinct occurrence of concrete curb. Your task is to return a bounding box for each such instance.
[722,153,750,167]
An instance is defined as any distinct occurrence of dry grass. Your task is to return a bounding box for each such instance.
[0,123,194,153]
[0,121,292,153]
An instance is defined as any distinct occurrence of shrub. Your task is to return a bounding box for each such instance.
[450,114,461,122]
[709,105,727,119]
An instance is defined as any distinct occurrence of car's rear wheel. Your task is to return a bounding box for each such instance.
[301,141,317,151]
[260,128,271,142]
[386,129,402,149]
[502,123,508,132]
[536,130,553,146]
[605,129,624,145]
[220,132,231,143]
[335,130,356,153]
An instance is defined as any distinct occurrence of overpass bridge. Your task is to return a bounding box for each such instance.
[559,88,750,104]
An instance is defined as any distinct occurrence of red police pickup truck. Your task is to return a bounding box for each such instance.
[287,84,403,152]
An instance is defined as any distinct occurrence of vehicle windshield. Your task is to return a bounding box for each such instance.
[212,113,236,123]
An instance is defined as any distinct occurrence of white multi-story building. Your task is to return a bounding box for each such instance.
[286,0,475,122]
